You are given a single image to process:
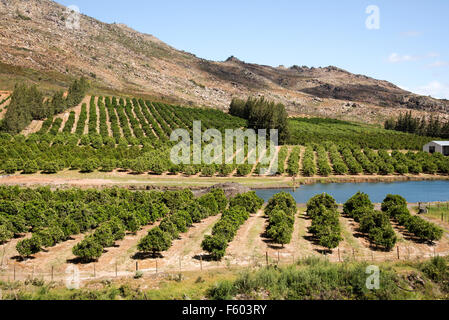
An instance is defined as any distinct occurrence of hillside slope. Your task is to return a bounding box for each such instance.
[1,0,448,124]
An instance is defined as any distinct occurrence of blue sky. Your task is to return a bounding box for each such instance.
[56,0,449,99]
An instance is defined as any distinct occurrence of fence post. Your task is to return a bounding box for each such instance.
[51,266,54,282]
[338,248,341,262]
[1,245,5,266]
[179,257,182,273]
[277,251,280,264]
[115,263,118,278]
[200,255,203,271]
[352,249,355,260]
[136,261,139,272]
[397,246,400,260]
[13,265,16,281]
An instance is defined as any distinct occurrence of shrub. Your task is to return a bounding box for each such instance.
[72,236,104,262]
[119,211,140,234]
[266,192,297,216]
[266,210,294,247]
[170,214,188,233]
[34,228,55,247]
[8,215,28,235]
[359,210,397,250]
[306,193,338,218]
[0,225,13,244]
[16,237,42,258]
[106,218,126,241]
[382,195,443,243]
[3,159,18,174]
[306,194,342,252]
[159,219,179,239]
[61,217,80,239]
[186,202,209,223]
[148,202,170,223]
[381,195,407,213]
[80,159,97,173]
[329,144,348,175]
[302,146,317,177]
[420,256,449,287]
[265,192,296,247]
[236,164,252,176]
[130,158,148,174]
[41,161,60,174]
[201,235,228,260]
[308,206,342,251]
[48,226,65,244]
[137,227,172,256]
[176,210,193,228]
[218,164,234,177]
[201,165,216,177]
[210,188,228,212]
[287,147,301,176]
[22,160,39,174]
[343,192,374,220]
[202,192,262,260]
[229,192,264,214]
[316,146,332,176]
[198,193,219,216]
[93,224,115,248]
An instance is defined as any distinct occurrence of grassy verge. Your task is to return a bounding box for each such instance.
[427,204,449,220]
[0,269,237,300]
[412,203,449,227]
[207,256,449,300]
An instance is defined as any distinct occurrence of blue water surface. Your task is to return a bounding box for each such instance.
[254,180,449,204]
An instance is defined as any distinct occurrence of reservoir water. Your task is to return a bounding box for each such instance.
[254,180,449,204]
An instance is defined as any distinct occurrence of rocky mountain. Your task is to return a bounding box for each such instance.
[1,0,448,124]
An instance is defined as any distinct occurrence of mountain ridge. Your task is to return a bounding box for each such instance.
[0,0,448,124]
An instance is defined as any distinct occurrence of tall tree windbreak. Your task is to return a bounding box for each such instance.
[1,77,89,135]
[229,97,290,144]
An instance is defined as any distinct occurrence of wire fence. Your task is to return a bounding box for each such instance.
[0,245,446,285]
[422,201,449,222]
[1,202,448,286]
